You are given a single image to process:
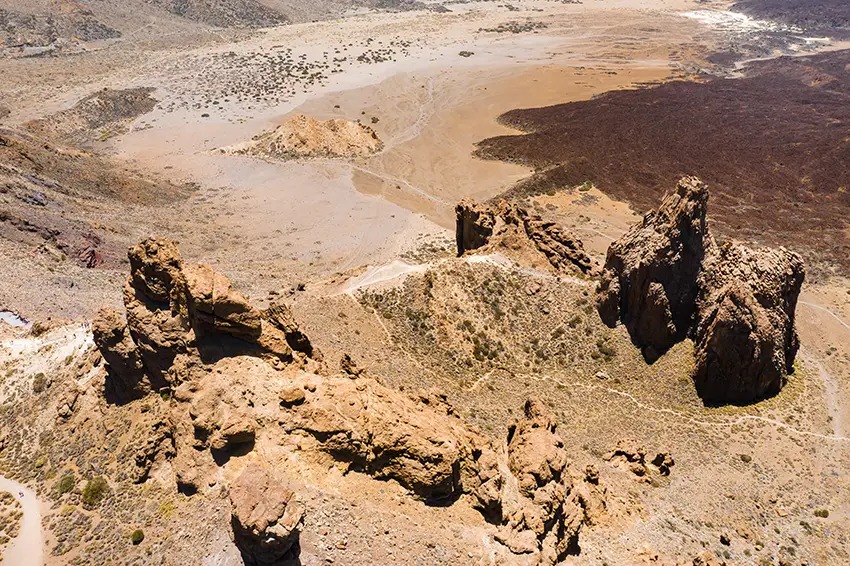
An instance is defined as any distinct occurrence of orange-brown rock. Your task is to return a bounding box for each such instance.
[229,464,304,566]
[456,199,595,275]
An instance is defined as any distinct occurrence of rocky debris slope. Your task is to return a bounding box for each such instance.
[224,114,384,161]
[0,5,120,52]
[25,88,158,145]
[144,0,287,28]
[0,127,188,280]
[596,177,805,403]
[229,464,304,565]
[456,199,596,275]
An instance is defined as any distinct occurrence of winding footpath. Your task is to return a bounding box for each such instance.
[0,476,43,566]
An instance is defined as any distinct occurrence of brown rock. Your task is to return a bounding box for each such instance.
[286,375,499,502]
[498,399,587,564]
[339,353,363,377]
[456,199,497,255]
[130,412,175,483]
[230,464,304,566]
[651,452,674,476]
[596,177,804,403]
[263,301,315,357]
[92,307,148,403]
[127,237,187,304]
[278,385,306,407]
[692,551,725,566]
[456,199,595,275]
[184,263,263,341]
[596,177,714,361]
[693,244,804,403]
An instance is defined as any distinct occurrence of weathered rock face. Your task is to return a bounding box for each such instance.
[230,464,304,566]
[285,375,501,504]
[596,177,804,403]
[455,199,595,275]
[496,400,595,565]
[456,199,497,255]
[128,238,187,304]
[596,177,714,361]
[263,301,315,357]
[693,244,805,403]
[92,307,148,403]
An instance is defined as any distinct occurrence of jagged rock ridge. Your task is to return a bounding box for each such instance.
[456,198,596,275]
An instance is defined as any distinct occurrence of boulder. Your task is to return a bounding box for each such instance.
[230,464,304,566]
[455,199,595,275]
[92,307,148,402]
[596,177,714,361]
[263,301,315,357]
[596,177,804,403]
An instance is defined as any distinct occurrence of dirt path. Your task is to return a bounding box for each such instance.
[0,476,43,566]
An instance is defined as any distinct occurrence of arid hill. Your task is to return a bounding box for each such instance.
[474,49,850,276]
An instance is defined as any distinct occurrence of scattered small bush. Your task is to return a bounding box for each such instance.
[32,373,48,393]
[57,473,75,495]
[814,509,829,518]
[82,476,110,508]
[130,529,145,545]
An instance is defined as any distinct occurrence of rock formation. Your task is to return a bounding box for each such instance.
[496,400,602,565]
[93,237,310,401]
[229,464,304,566]
[284,375,502,505]
[223,114,383,161]
[596,177,714,361]
[92,307,148,403]
[596,177,804,403]
[90,238,613,562]
[456,199,595,275]
[693,243,804,402]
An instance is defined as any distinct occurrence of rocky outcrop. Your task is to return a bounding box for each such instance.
[285,375,501,505]
[263,301,315,357]
[184,264,262,341]
[94,237,310,396]
[596,177,714,361]
[456,199,595,275]
[693,244,805,402]
[596,177,804,403]
[496,400,600,565]
[128,411,176,484]
[92,307,148,403]
[229,464,304,566]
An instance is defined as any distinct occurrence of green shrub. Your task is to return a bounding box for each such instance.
[57,473,75,495]
[814,509,829,518]
[130,529,145,545]
[82,476,110,508]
